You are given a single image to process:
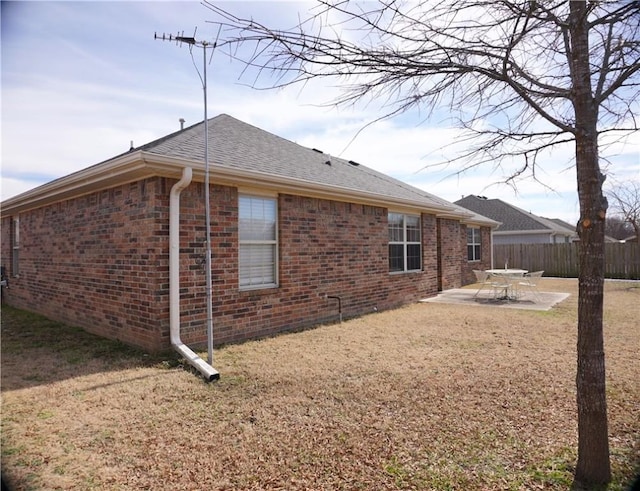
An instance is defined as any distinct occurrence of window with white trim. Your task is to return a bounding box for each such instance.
[388,212,421,272]
[467,227,481,261]
[239,195,278,289]
[12,217,20,276]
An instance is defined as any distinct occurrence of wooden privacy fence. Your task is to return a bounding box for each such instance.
[494,242,640,280]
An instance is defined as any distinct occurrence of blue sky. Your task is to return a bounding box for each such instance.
[2,1,638,224]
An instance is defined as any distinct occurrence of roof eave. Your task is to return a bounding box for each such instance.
[494,229,575,236]
[206,157,459,216]
[2,152,467,218]
[458,216,502,228]
[1,151,152,216]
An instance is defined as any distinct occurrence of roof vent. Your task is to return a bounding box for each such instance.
[129,140,134,152]
[179,118,185,130]
[348,160,360,166]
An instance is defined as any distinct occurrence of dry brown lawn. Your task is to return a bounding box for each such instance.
[1,278,638,490]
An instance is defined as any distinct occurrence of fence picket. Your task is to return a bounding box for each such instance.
[493,242,639,279]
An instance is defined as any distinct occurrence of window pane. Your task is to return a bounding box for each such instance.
[388,213,421,272]
[12,218,19,275]
[388,213,403,242]
[239,196,276,241]
[389,244,404,272]
[406,216,420,242]
[239,196,277,288]
[466,227,481,261]
[407,244,421,270]
[239,244,275,286]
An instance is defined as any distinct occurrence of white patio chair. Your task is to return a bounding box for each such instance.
[518,271,544,301]
[506,274,526,300]
[472,270,493,298]
[489,272,513,300]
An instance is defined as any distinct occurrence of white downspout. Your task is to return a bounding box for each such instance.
[170,167,220,382]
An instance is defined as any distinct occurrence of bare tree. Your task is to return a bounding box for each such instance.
[607,179,640,240]
[204,0,640,486]
[604,214,634,240]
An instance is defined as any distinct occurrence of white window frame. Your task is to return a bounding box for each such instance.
[238,195,278,290]
[12,217,20,276]
[388,212,422,273]
[467,227,481,262]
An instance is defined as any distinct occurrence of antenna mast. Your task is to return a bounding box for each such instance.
[155,30,216,369]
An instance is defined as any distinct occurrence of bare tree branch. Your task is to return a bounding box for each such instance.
[606,179,640,238]
[200,2,640,486]
[204,0,638,181]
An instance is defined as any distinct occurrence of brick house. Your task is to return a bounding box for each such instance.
[1,114,497,353]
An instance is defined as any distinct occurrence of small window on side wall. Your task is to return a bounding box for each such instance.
[239,195,278,289]
[12,217,20,276]
[467,227,481,262]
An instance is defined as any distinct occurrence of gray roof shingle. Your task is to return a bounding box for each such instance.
[141,114,486,218]
[1,114,497,227]
[455,195,576,235]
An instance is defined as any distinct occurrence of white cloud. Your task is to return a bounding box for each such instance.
[2,0,637,228]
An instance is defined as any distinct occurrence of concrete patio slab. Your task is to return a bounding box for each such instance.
[420,289,570,311]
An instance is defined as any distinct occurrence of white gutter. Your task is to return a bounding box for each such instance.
[170,167,220,382]
[2,149,499,226]
[1,150,459,218]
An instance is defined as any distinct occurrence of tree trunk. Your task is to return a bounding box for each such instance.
[570,2,611,486]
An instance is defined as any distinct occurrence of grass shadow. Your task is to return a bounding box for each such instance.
[1,305,179,391]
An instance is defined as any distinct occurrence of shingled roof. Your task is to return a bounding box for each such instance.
[2,114,497,227]
[140,114,487,219]
[454,195,576,236]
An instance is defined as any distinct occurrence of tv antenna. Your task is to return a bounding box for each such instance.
[155,27,221,373]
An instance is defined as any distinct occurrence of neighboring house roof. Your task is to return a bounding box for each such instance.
[2,114,499,227]
[546,217,577,232]
[454,195,577,237]
[529,217,620,242]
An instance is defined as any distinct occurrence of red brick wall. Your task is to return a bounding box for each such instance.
[437,218,462,290]
[0,179,169,351]
[1,178,457,352]
[179,191,440,347]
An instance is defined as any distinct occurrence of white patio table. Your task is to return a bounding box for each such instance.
[485,269,528,299]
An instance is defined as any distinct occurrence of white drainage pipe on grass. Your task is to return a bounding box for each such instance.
[170,167,220,382]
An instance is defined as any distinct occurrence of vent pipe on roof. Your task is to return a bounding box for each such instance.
[179,118,185,130]
[169,166,219,382]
